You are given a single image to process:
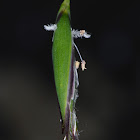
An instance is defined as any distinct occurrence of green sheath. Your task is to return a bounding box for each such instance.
[52,0,72,127]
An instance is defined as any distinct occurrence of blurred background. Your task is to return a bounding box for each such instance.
[0,0,138,140]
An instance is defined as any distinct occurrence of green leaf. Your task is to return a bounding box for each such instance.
[52,0,72,133]
[44,0,91,139]
[52,0,80,139]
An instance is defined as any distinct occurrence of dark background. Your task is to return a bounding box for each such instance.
[0,0,138,140]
